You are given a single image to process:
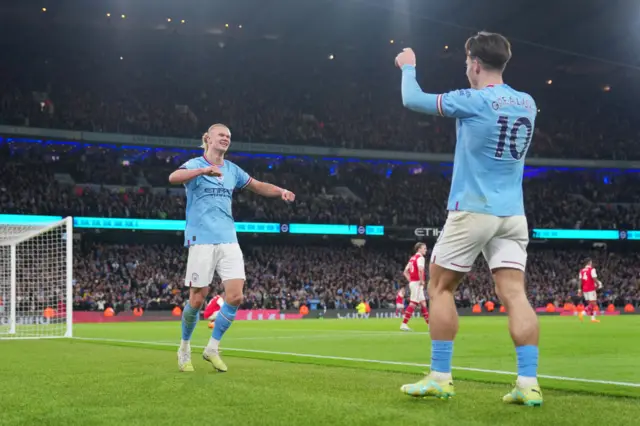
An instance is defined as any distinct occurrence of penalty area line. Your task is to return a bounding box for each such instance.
[72,337,640,388]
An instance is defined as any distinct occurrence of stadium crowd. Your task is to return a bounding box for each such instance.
[2,25,640,161]
[71,243,640,313]
[3,144,640,230]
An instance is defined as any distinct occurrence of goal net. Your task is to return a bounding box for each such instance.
[0,217,73,339]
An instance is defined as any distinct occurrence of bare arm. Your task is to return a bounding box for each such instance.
[577,273,582,295]
[403,264,411,282]
[246,179,295,201]
[593,269,603,289]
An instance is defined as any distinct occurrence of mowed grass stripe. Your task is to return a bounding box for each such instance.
[71,336,640,398]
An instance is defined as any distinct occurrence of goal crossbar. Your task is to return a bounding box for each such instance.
[0,216,73,340]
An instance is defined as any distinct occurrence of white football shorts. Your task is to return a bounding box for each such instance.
[185,243,246,288]
[409,281,426,303]
[431,211,529,273]
[583,291,597,302]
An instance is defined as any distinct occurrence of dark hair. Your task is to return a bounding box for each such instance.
[465,31,512,72]
[414,242,426,253]
[584,258,592,266]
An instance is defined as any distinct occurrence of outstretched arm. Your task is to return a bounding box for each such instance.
[246,179,295,202]
[396,48,439,115]
[396,47,483,119]
[401,65,441,116]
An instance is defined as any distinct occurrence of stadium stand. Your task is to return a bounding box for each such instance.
[2,143,640,229]
[69,242,639,313]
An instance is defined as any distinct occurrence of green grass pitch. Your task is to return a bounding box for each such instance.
[1,315,639,426]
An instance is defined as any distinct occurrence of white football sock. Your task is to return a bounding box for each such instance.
[430,371,453,382]
[179,340,190,352]
[206,337,220,352]
[516,376,539,388]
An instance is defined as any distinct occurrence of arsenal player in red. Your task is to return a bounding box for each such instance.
[204,295,224,329]
[396,288,406,316]
[578,258,603,323]
[400,243,430,331]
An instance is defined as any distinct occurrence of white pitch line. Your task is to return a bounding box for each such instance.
[229,328,430,335]
[228,331,429,341]
[72,337,640,388]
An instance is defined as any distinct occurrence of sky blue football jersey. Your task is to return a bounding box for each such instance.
[179,157,252,246]
[401,65,537,216]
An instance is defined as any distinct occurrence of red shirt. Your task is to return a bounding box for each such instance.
[580,266,597,292]
[407,253,425,282]
[204,295,223,319]
[396,292,404,304]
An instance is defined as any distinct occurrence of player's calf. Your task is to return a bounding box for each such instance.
[420,303,429,325]
[584,303,593,316]
[203,279,244,370]
[177,280,211,371]
[178,288,208,372]
[494,268,542,405]
[589,302,600,322]
[417,264,464,392]
[401,303,416,327]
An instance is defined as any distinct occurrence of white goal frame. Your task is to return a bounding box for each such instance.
[0,216,73,340]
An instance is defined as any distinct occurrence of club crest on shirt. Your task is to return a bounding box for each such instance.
[191,273,199,283]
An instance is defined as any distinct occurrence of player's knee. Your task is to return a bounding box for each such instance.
[492,268,525,304]
[225,293,243,306]
[189,292,207,309]
[495,285,526,307]
[427,284,437,300]
[429,264,464,295]
[223,278,245,306]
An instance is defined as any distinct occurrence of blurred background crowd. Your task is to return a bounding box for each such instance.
[70,243,640,313]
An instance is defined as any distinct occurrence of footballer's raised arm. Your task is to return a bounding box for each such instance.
[400,65,441,115]
[400,65,484,119]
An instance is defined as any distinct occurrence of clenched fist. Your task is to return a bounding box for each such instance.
[395,48,416,68]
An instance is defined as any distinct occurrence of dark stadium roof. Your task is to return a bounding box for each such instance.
[3,0,640,92]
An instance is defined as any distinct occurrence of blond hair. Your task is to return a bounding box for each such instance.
[201,123,230,151]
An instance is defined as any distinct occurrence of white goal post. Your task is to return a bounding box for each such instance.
[0,217,73,339]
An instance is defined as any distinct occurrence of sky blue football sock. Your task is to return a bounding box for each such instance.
[431,340,453,374]
[516,345,538,378]
[181,302,200,341]
[212,302,239,341]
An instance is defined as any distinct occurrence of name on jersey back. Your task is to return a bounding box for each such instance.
[491,96,534,111]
